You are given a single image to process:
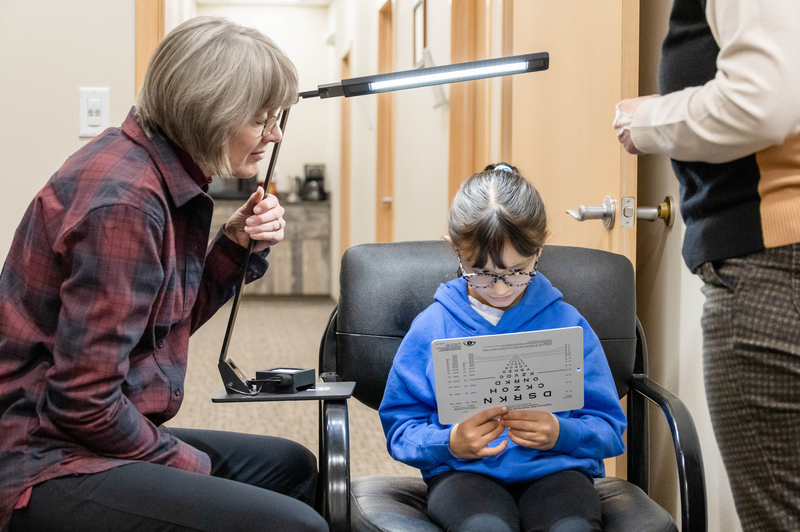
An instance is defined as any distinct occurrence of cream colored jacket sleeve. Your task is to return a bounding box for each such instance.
[630,0,800,163]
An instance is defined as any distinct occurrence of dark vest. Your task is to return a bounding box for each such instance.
[659,0,764,271]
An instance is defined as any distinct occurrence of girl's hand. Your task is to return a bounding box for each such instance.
[449,406,508,459]
[224,186,285,252]
[500,410,560,450]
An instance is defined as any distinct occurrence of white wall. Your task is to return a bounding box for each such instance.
[637,0,742,530]
[165,0,197,34]
[330,0,452,247]
[326,0,452,296]
[0,0,136,262]
[392,0,450,243]
[337,1,379,250]
[325,0,380,297]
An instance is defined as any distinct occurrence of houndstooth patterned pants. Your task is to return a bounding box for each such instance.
[696,244,800,532]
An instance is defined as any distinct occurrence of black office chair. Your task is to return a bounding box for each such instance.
[316,241,707,532]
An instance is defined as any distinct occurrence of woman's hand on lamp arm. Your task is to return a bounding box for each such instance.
[224,185,285,252]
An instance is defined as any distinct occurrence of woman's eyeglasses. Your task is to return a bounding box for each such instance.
[457,256,539,289]
[256,113,281,137]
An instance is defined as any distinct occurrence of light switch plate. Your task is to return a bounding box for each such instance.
[79,87,110,137]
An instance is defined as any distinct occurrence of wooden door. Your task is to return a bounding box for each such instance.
[509,0,640,479]
[509,0,639,266]
[376,1,395,243]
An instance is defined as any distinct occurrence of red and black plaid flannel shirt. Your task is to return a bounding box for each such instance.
[0,108,268,531]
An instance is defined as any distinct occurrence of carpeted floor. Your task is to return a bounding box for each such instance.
[167,296,420,481]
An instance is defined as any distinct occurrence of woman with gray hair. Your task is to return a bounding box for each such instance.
[0,17,328,532]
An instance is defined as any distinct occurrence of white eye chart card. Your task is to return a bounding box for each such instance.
[432,326,584,425]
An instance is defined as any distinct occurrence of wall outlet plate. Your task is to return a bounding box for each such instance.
[79,87,110,137]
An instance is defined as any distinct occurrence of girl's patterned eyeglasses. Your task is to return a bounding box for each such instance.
[457,255,539,289]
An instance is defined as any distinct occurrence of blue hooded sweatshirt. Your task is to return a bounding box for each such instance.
[379,274,627,484]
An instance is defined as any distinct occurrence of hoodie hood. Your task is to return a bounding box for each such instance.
[433,274,564,336]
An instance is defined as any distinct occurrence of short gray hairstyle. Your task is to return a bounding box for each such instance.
[449,163,548,269]
[136,16,299,177]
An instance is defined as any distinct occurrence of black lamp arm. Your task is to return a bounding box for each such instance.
[217,107,291,395]
[300,51,549,99]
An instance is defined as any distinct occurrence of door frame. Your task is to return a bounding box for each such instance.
[134,0,165,97]
[448,0,491,203]
[376,0,396,243]
[340,49,353,257]
[499,0,513,162]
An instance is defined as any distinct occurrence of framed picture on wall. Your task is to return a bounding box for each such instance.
[413,0,426,68]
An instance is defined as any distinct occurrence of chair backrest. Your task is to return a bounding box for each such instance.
[322,241,636,411]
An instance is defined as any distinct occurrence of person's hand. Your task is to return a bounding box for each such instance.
[613,94,659,155]
[224,185,285,252]
[499,410,560,450]
[449,406,508,459]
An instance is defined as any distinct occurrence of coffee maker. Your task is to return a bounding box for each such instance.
[301,164,327,201]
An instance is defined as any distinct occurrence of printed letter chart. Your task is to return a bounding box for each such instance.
[432,326,584,425]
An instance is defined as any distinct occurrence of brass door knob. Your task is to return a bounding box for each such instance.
[621,196,674,227]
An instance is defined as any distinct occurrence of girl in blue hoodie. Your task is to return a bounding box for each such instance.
[379,163,627,532]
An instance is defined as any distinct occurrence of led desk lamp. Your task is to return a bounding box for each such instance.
[217,52,550,395]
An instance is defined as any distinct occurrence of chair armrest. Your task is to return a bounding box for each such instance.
[212,381,353,531]
[319,307,339,375]
[630,375,707,532]
[319,399,350,532]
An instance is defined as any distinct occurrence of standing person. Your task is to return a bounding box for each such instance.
[379,163,627,532]
[0,16,328,532]
[613,1,800,530]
